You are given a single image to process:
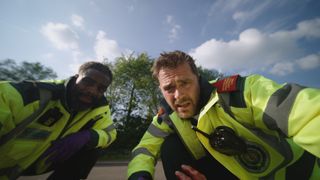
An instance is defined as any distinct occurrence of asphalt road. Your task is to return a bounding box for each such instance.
[19,161,166,180]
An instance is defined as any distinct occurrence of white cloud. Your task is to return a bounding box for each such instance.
[165,15,181,43]
[166,15,173,24]
[94,30,132,61]
[232,1,273,25]
[296,54,320,70]
[208,0,273,26]
[40,21,88,79]
[71,14,85,29]
[128,5,134,12]
[232,11,249,23]
[189,18,320,76]
[41,22,79,50]
[293,18,320,39]
[208,0,244,16]
[269,62,294,76]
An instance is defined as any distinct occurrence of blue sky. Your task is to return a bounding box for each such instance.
[1,0,320,87]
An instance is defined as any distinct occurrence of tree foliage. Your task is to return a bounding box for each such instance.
[198,66,224,80]
[105,53,161,153]
[0,59,57,81]
[108,53,160,120]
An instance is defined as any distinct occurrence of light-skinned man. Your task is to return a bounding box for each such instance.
[127,50,319,180]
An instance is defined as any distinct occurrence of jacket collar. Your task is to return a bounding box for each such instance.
[197,76,215,113]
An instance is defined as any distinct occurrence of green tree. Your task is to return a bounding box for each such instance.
[0,59,57,81]
[198,66,224,80]
[105,53,161,154]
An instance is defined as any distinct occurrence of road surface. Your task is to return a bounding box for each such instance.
[19,161,166,180]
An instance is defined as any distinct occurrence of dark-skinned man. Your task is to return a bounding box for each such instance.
[0,61,116,180]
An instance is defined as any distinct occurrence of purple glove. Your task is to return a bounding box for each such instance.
[138,177,148,180]
[42,130,91,165]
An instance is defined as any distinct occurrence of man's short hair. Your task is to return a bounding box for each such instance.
[151,50,198,80]
[79,61,113,84]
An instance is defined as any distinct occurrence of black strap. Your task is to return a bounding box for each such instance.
[286,150,316,179]
[218,93,236,119]
[0,88,52,146]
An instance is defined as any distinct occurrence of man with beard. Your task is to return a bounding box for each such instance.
[0,61,117,180]
[127,50,320,180]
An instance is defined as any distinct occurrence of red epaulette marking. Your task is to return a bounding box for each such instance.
[212,74,239,93]
[157,107,165,116]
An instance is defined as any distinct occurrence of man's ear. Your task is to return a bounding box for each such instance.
[73,74,80,84]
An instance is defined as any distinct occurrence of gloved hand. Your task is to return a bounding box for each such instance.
[138,177,153,180]
[137,177,148,180]
[42,130,92,165]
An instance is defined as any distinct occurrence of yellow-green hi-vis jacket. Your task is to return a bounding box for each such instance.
[0,77,117,180]
[128,74,320,180]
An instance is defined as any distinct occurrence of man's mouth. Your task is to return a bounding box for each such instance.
[176,102,190,111]
[79,94,93,104]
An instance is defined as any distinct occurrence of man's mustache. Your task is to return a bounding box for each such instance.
[175,97,190,106]
[79,92,99,103]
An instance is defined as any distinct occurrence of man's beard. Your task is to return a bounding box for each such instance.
[71,91,99,111]
[174,97,196,118]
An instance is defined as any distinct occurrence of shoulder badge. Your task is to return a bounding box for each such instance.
[156,107,165,124]
[212,74,239,93]
[157,107,165,116]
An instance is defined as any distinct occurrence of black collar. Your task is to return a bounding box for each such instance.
[197,76,215,113]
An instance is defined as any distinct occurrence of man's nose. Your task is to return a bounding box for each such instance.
[174,88,183,99]
[87,85,99,96]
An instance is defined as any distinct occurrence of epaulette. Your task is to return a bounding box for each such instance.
[212,74,239,93]
[156,107,174,129]
[156,107,165,124]
[157,107,165,116]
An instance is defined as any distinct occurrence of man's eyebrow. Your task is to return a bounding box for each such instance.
[86,76,109,87]
[83,76,95,82]
[163,83,174,90]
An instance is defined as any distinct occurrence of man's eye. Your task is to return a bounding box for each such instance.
[165,87,174,93]
[82,78,94,85]
[180,81,191,88]
[98,86,107,93]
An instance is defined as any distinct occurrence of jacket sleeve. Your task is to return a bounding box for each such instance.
[286,86,320,157]
[0,82,39,137]
[0,82,16,137]
[244,74,320,158]
[127,115,173,180]
[90,105,117,148]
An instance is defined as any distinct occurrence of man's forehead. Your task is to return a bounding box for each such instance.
[159,74,192,86]
[81,69,110,85]
[158,65,195,79]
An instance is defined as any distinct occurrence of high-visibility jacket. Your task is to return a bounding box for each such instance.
[127,74,320,180]
[0,77,117,180]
